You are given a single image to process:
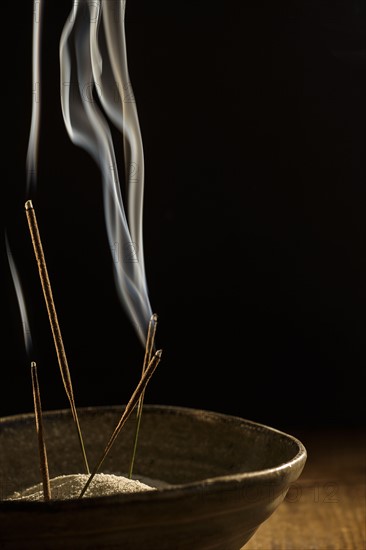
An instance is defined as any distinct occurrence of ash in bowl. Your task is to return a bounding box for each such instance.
[6,473,156,501]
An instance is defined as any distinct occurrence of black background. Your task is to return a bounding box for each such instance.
[1,1,365,433]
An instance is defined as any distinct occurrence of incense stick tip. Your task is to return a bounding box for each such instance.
[25,200,34,211]
[151,313,158,323]
[155,349,163,359]
[31,361,37,369]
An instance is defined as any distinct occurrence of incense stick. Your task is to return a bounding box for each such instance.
[79,349,163,499]
[31,361,51,501]
[25,200,89,473]
[128,313,158,478]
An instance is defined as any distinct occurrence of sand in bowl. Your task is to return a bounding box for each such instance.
[6,473,157,501]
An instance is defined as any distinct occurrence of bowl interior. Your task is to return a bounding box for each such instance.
[0,404,305,497]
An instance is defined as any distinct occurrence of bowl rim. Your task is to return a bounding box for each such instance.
[0,404,307,510]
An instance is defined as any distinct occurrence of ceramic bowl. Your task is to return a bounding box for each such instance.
[0,405,306,549]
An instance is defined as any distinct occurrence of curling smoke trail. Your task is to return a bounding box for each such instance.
[60,0,152,345]
[5,235,33,355]
[26,0,44,194]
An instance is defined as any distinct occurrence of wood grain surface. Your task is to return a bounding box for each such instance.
[245,427,365,550]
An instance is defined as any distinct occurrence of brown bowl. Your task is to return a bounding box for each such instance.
[0,405,306,549]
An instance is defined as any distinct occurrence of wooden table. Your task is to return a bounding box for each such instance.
[245,427,365,550]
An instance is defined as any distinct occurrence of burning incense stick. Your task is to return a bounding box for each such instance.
[31,361,51,501]
[139,314,158,414]
[128,313,158,478]
[79,349,163,499]
[25,200,89,473]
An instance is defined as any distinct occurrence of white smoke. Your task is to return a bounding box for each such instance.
[5,235,33,355]
[26,0,44,193]
[60,0,152,345]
